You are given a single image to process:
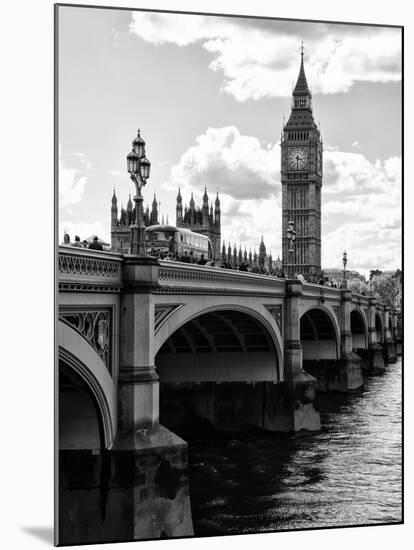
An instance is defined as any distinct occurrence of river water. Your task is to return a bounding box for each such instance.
[188,359,402,536]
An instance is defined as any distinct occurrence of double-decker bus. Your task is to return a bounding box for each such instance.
[145,224,212,261]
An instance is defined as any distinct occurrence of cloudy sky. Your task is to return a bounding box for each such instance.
[58,6,402,275]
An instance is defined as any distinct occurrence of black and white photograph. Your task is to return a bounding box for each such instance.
[54,2,403,547]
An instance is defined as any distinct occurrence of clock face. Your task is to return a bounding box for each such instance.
[288,147,307,170]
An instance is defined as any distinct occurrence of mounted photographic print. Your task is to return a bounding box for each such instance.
[56,3,403,546]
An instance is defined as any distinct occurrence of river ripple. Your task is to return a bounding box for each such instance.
[188,359,402,536]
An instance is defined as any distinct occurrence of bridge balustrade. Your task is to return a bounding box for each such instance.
[58,246,123,292]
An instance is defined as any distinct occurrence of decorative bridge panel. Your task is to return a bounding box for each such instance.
[58,248,123,292]
[60,308,113,374]
[154,304,184,333]
[156,261,286,296]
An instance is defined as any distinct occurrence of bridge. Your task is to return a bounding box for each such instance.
[57,246,402,544]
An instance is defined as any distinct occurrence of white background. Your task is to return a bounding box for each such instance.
[0,0,410,549]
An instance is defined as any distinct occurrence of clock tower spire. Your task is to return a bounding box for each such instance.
[281,45,323,280]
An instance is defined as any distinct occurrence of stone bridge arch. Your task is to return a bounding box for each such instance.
[154,302,283,378]
[153,302,283,434]
[350,307,369,350]
[299,304,341,361]
[58,321,116,449]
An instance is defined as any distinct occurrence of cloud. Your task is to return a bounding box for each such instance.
[130,12,401,101]
[59,145,89,208]
[163,126,282,254]
[321,152,401,274]
[166,126,280,200]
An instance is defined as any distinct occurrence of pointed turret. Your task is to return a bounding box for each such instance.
[150,193,158,225]
[238,246,243,265]
[290,43,313,113]
[203,188,210,227]
[127,193,133,212]
[189,193,195,224]
[222,241,226,263]
[214,192,221,225]
[259,236,266,268]
[176,187,183,225]
[293,44,311,97]
[111,189,118,227]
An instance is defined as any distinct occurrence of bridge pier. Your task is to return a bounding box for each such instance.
[356,344,385,374]
[394,311,402,356]
[354,296,385,374]
[383,307,397,364]
[116,256,193,541]
[282,280,321,433]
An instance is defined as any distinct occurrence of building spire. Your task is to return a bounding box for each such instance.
[293,42,311,98]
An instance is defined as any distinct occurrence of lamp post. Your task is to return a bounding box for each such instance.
[286,220,296,278]
[127,129,151,255]
[342,250,348,289]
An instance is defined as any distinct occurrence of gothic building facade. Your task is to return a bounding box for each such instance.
[220,237,282,273]
[111,190,161,253]
[281,48,323,280]
[176,188,221,261]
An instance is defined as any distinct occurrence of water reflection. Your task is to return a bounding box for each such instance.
[188,359,402,535]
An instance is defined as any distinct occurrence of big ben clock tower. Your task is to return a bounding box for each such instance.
[281,46,323,280]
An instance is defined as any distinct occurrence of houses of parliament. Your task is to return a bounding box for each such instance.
[111,48,322,278]
[111,187,222,261]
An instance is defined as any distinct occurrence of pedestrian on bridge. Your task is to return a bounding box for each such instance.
[88,236,104,251]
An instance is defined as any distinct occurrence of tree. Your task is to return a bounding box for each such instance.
[371,273,400,308]
[369,269,383,280]
[348,278,369,295]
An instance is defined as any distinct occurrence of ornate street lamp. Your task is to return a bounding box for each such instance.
[286,220,296,277]
[342,250,348,289]
[127,129,151,255]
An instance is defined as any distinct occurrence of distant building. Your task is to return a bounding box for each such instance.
[323,268,365,285]
[110,190,161,253]
[220,236,281,273]
[176,188,221,261]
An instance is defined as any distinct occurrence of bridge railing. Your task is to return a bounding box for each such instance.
[58,246,124,291]
[301,281,342,301]
[157,260,286,296]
